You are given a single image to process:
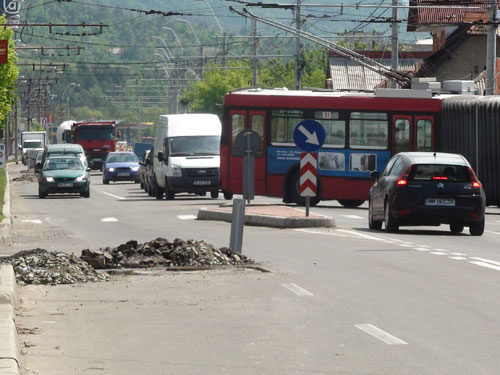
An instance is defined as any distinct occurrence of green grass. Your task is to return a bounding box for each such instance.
[0,168,5,222]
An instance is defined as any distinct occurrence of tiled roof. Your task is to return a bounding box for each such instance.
[328,58,420,91]
[407,0,497,32]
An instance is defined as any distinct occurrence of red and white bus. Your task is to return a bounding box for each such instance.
[220,88,444,207]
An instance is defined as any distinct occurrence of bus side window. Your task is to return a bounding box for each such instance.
[231,114,245,153]
[394,119,410,153]
[416,119,432,151]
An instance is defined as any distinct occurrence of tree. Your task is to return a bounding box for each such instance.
[0,15,18,131]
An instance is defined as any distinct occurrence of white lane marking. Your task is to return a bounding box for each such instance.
[470,261,500,272]
[415,248,430,252]
[354,324,407,345]
[281,283,314,297]
[342,215,364,219]
[449,256,467,260]
[22,219,42,224]
[469,257,500,267]
[101,217,118,222]
[336,229,390,242]
[177,215,197,220]
[95,189,125,200]
[430,252,447,255]
[451,252,467,256]
[433,248,447,252]
[398,244,414,247]
[294,229,353,238]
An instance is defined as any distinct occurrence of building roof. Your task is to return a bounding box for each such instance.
[327,51,430,91]
[407,0,499,32]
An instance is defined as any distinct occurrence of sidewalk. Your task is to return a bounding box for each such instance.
[198,202,335,228]
[1,164,11,246]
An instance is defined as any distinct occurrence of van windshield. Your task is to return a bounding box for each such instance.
[169,136,220,156]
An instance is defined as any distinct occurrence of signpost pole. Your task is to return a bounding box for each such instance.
[306,196,310,217]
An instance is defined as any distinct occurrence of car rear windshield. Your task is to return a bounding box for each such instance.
[410,164,470,182]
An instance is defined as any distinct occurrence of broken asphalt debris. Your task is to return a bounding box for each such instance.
[1,238,254,285]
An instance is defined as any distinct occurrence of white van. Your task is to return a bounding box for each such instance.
[152,114,221,200]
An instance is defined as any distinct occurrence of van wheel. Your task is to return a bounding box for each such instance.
[289,170,320,207]
[384,200,399,232]
[165,184,175,200]
[154,179,164,200]
[469,218,485,236]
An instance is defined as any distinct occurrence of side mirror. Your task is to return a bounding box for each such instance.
[18,145,22,150]
[157,152,163,162]
[370,170,380,181]
[86,168,91,172]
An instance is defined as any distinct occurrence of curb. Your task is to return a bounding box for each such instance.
[0,265,19,375]
[1,167,11,246]
[197,208,335,228]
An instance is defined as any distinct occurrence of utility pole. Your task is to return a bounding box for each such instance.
[252,18,258,86]
[486,0,498,95]
[391,0,399,89]
[294,0,302,90]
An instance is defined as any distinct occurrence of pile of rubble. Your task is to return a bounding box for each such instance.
[0,249,108,285]
[81,238,253,269]
[12,171,37,182]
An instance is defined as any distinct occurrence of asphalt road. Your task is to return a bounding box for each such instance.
[6,163,500,375]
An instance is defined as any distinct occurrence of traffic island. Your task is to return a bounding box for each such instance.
[197,204,335,228]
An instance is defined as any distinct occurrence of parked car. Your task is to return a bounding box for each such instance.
[38,156,91,198]
[139,149,151,190]
[102,151,140,184]
[368,152,486,236]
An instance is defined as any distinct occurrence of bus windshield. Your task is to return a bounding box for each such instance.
[76,126,114,141]
[168,136,220,156]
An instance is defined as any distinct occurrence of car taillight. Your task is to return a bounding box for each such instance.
[468,167,481,189]
[432,176,448,180]
[396,165,412,187]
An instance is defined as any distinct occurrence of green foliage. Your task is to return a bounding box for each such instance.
[72,106,105,120]
[0,15,18,128]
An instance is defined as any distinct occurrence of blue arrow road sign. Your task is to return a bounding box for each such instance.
[293,120,326,152]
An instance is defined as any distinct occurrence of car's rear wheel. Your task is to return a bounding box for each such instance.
[223,191,233,200]
[450,224,464,233]
[368,199,382,230]
[210,190,219,199]
[384,200,399,232]
[469,218,485,236]
[339,199,364,208]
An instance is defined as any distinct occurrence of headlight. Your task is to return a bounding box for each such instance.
[76,175,87,182]
[45,176,55,182]
[131,166,140,172]
[108,167,115,172]
[172,164,182,177]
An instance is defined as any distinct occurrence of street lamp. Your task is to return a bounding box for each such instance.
[177,18,204,78]
[153,36,175,60]
[162,27,184,56]
[195,0,226,69]
[62,83,80,120]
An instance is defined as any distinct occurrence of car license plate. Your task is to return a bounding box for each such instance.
[425,198,455,206]
[58,183,73,188]
[194,180,211,185]
[118,172,129,177]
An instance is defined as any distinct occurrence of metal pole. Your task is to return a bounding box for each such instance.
[252,18,258,86]
[294,0,302,90]
[391,0,399,89]
[485,0,497,95]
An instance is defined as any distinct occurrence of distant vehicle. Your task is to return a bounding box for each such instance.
[55,120,75,144]
[138,149,151,190]
[133,142,153,159]
[152,114,221,200]
[368,152,486,236]
[20,131,46,165]
[64,121,117,170]
[38,155,91,198]
[102,151,140,184]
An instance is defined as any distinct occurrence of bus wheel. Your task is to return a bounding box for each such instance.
[338,199,364,208]
[289,170,320,207]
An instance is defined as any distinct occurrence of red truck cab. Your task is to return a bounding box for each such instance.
[71,121,117,170]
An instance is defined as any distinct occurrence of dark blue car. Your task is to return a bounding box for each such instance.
[103,152,140,184]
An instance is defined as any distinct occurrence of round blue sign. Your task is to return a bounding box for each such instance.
[293,120,326,152]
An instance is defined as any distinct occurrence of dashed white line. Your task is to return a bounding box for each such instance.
[354,324,407,345]
[415,248,430,252]
[95,189,125,200]
[22,219,42,224]
[177,215,197,220]
[430,252,447,255]
[449,257,467,260]
[451,252,467,256]
[469,257,500,266]
[342,215,365,219]
[101,217,118,222]
[281,283,314,296]
[470,261,500,272]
